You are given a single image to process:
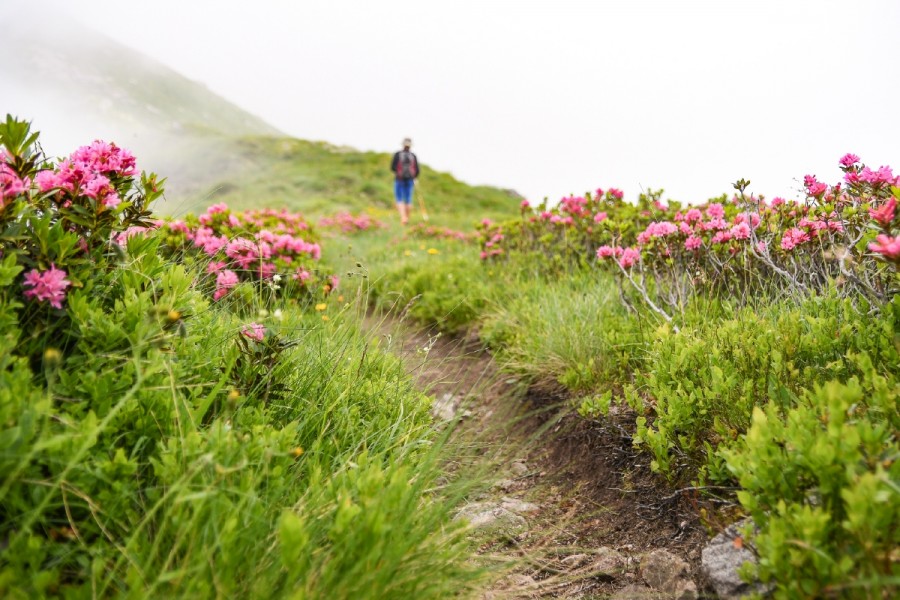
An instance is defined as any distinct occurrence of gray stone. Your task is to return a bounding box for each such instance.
[509,461,529,476]
[701,519,773,599]
[506,573,536,587]
[431,393,459,421]
[455,502,527,535]
[560,553,590,567]
[590,546,627,579]
[640,549,697,599]
[501,496,540,514]
[493,478,517,492]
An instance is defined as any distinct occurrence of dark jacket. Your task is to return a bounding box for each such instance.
[390,150,419,180]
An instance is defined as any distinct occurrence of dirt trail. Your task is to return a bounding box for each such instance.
[374,316,717,599]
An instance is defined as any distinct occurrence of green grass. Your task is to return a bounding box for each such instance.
[0,234,487,598]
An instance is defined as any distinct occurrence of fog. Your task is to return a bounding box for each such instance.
[3,0,899,203]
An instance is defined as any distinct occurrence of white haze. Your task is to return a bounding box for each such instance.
[3,0,899,204]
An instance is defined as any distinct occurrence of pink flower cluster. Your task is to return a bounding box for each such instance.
[22,265,71,309]
[241,322,266,342]
[404,223,474,243]
[163,203,334,302]
[318,211,384,233]
[34,140,137,209]
[477,221,506,260]
[0,162,28,208]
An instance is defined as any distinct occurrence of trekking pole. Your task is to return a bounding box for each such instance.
[415,182,429,221]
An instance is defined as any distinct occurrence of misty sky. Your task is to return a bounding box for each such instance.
[6,0,900,204]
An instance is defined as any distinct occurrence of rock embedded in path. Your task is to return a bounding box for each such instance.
[509,460,530,477]
[500,497,540,514]
[455,502,527,535]
[431,393,459,421]
[640,549,698,600]
[701,519,773,599]
[493,478,518,493]
[589,546,628,579]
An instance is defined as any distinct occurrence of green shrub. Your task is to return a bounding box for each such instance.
[723,377,899,598]
[631,294,900,483]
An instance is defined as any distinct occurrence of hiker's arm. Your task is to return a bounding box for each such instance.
[390,153,398,173]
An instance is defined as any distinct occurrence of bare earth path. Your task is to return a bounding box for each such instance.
[371,316,719,599]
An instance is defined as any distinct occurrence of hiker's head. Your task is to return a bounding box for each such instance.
[402,138,412,149]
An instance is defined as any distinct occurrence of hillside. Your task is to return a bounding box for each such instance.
[172,136,521,225]
[1,9,520,225]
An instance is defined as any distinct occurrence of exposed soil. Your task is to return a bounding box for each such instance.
[370,315,722,599]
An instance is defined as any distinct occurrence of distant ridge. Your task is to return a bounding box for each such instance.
[1,8,281,198]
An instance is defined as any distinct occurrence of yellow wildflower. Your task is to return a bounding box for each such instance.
[315,303,327,311]
[427,248,439,255]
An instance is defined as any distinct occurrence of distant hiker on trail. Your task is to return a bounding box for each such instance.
[391,137,419,225]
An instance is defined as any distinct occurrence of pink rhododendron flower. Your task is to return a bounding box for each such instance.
[755,241,768,254]
[258,262,277,279]
[293,268,311,282]
[0,164,27,202]
[520,199,530,208]
[35,169,62,192]
[684,236,702,251]
[241,322,266,342]
[869,234,900,260]
[207,261,227,274]
[839,153,860,168]
[618,247,640,268]
[22,264,71,309]
[703,217,728,231]
[869,197,897,227]
[711,231,732,244]
[596,245,618,259]
[706,203,725,219]
[217,269,239,289]
[859,166,896,186]
[685,209,703,222]
[733,212,761,228]
[729,222,751,240]
[803,175,828,197]
[112,225,153,245]
[771,197,785,207]
[780,228,809,250]
[593,212,608,223]
[481,219,493,227]
[595,188,604,198]
[678,222,692,235]
[608,188,624,200]
[214,269,239,300]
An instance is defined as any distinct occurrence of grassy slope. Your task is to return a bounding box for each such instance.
[169,136,522,228]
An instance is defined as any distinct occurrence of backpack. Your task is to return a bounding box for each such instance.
[396,151,418,179]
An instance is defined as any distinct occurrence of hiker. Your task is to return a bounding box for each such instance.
[390,137,419,225]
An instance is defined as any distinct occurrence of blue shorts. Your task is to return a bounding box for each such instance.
[395,178,414,204]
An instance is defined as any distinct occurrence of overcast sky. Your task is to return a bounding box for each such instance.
[6,0,900,204]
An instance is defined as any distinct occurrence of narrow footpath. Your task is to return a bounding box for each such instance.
[374,315,721,599]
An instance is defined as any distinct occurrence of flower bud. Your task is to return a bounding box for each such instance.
[43,347,62,368]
